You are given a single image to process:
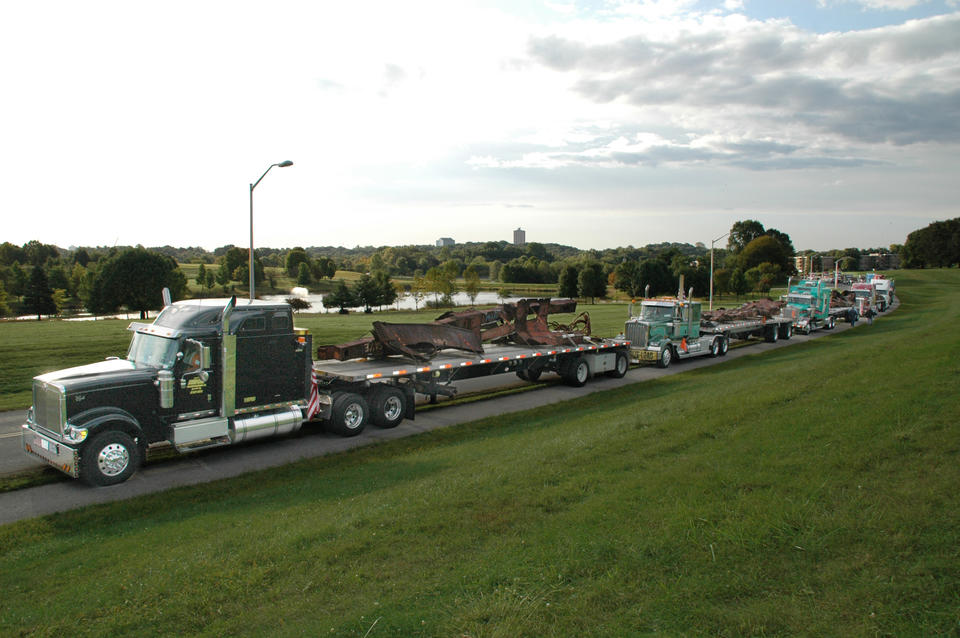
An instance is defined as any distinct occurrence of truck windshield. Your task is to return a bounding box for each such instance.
[640,305,674,322]
[127,333,179,369]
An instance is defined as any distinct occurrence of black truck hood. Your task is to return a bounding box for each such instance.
[35,359,159,393]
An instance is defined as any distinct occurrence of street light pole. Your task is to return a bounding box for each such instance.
[709,231,729,311]
[249,160,293,300]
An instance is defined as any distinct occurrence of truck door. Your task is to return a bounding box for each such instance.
[175,339,219,418]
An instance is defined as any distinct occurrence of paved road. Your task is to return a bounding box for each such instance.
[0,303,894,526]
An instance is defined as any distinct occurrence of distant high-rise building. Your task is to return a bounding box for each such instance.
[513,227,526,246]
[436,237,455,247]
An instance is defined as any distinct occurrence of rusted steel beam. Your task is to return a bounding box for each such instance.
[316,298,589,362]
[370,321,484,361]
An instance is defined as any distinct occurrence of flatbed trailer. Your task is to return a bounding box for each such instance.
[310,338,631,434]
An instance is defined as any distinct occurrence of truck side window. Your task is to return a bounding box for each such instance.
[238,317,265,335]
[182,341,202,373]
[271,314,290,332]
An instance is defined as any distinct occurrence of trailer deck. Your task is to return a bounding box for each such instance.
[313,339,630,383]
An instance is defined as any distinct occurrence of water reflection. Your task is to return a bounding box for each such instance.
[262,291,523,313]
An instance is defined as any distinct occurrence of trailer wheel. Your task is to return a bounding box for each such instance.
[709,338,721,358]
[328,392,369,436]
[606,351,629,378]
[780,324,792,340]
[827,317,836,329]
[517,368,542,382]
[81,430,141,486]
[562,357,590,387]
[719,337,729,356]
[369,386,406,429]
[657,346,673,369]
[765,326,779,343]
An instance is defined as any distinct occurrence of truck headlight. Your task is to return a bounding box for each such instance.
[63,424,88,444]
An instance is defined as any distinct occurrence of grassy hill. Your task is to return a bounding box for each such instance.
[0,270,957,636]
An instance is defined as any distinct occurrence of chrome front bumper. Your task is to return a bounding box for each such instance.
[21,424,79,478]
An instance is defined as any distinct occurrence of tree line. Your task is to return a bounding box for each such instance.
[3,217,951,319]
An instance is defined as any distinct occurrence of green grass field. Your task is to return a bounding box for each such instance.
[0,269,957,636]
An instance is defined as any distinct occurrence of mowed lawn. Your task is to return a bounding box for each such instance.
[0,270,958,636]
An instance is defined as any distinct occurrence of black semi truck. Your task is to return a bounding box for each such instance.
[22,297,629,485]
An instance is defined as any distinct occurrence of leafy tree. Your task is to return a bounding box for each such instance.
[727,220,766,253]
[373,271,398,308]
[613,260,644,298]
[744,262,780,292]
[0,279,9,317]
[637,258,674,297]
[729,268,748,298]
[903,217,960,268]
[196,263,207,288]
[578,262,607,303]
[0,242,26,266]
[286,297,311,312]
[9,262,27,300]
[24,265,56,320]
[425,266,455,305]
[558,264,579,298]
[739,235,792,278]
[312,256,337,280]
[463,266,481,304]
[286,248,311,277]
[711,268,731,298]
[297,262,312,286]
[324,279,355,312]
[92,248,186,319]
[52,289,69,316]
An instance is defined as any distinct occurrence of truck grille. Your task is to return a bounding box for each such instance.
[625,322,649,348]
[33,381,66,437]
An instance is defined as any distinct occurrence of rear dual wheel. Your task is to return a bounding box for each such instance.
[562,357,590,387]
[369,386,406,429]
[328,392,369,436]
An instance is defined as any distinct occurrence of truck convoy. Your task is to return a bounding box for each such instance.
[625,283,793,368]
[22,297,630,486]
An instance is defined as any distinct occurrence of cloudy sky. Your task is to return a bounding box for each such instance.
[2,0,958,252]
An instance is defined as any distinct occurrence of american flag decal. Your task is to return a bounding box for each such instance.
[306,369,321,420]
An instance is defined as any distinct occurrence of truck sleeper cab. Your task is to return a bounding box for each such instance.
[22,298,311,486]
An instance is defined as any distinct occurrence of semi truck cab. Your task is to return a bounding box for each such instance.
[22,298,311,486]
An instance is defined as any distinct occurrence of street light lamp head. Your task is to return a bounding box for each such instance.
[278,160,293,167]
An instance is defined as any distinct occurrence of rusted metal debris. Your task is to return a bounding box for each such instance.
[702,298,784,323]
[316,298,589,362]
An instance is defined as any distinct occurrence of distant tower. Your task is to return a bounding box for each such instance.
[513,227,526,246]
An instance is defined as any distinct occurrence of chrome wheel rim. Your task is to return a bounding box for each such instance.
[383,396,403,421]
[344,403,364,429]
[98,443,130,477]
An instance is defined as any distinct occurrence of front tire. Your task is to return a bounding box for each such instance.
[328,392,369,436]
[657,346,673,369]
[81,430,140,486]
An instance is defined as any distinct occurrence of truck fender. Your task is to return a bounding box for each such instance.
[69,407,145,447]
